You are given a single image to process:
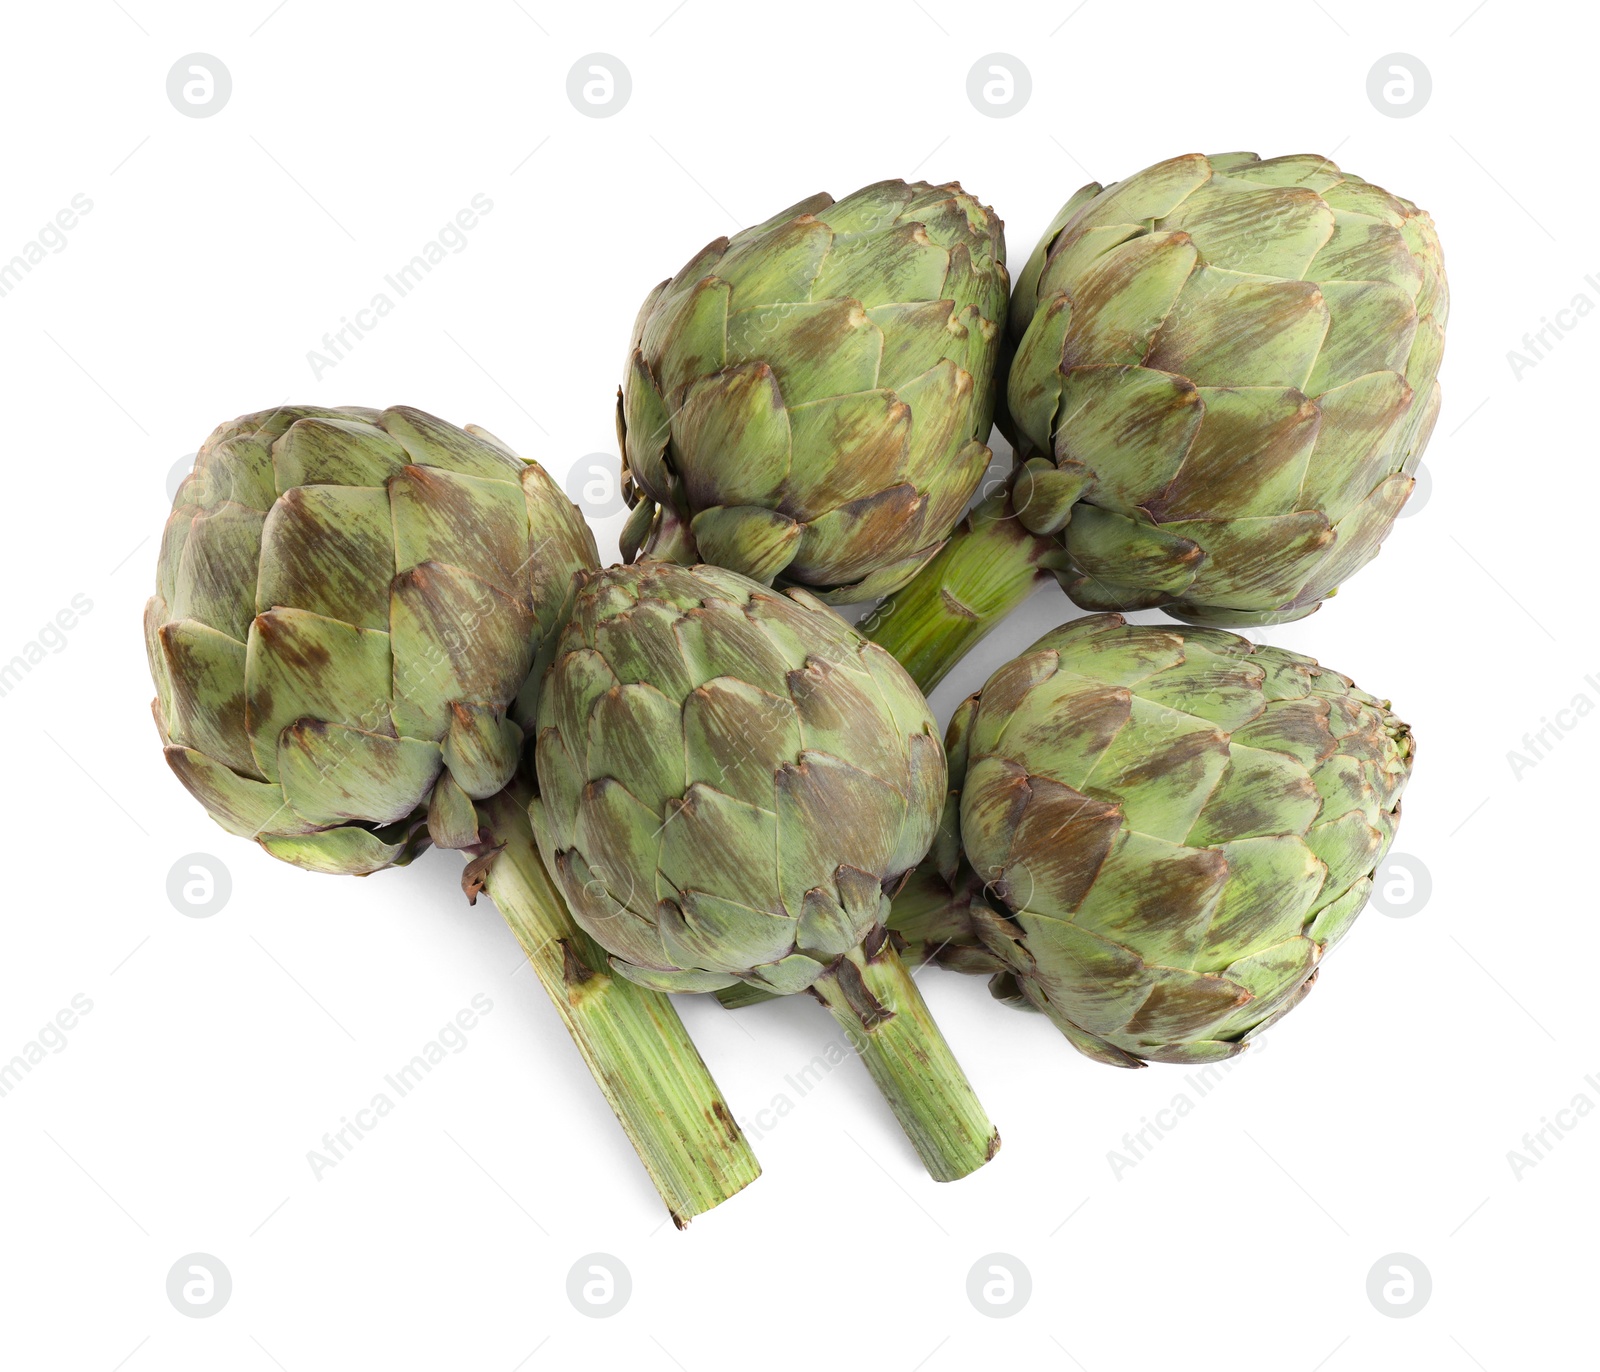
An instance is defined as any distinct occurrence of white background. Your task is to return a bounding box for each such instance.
[1,1,1590,1367]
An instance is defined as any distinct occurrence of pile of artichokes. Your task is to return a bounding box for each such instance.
[148,152,1442,1222]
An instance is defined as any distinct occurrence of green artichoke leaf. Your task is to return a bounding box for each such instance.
[245,608,394,783]
[1006,292,1072,456]
[643,276,731,401]
[164,745,307,839]
[1295,372,1411,524]
[683,675,801,812]
[725,299,881,407]
[781,389,910,518]
[574,776,671,919]
[1058,232,1200,370]
[1194,835,1326,970]
[1011,179,1103,329]
[610,961,741,995]
[169,502,268,643]
[1303,279,1418,396]
[1306,875,1373,948]
[1285,471,1412,610]
[256,484,394,631]
[870,299,967,393]
[441,701,522,799]
[1185,740,1320,846]
[271,415,410,491]
[812,222,951,309]
[1014,458,1084,536]
[688,505,802,583]
[379,405,527,481]
[1160,510,1334,613]
[658,782,781,915]
[1079,696,1231,842]
[1306,214,1423,297]
[1156,182,1333,278]
[1147,268,1329,390]
[388,564,536,740]
[277,720,441,826]
[1304,808,1386,904]
[427,769,480,850]
[1053,364,1202,511]
[1065,506,1204,598]
[588,682,687,821]
[788,485,926,585]
[662,891,795,976]
[797,543,943,605]
[1231,695,1342,766]
[710,215,832,307]
[775,752,902,917]
[260,825,416,877]
[1148,386,1320,522]
[674,363,793,510]
[621,350,673,498]
[389,464,530,602]
[155,618,257,777]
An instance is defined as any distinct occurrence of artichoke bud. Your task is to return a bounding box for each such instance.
[147,405,598,876]
[887,612,1413,1066]
[618,180,1010,604]
[533,561,947,993]
[1004,152,1447,626]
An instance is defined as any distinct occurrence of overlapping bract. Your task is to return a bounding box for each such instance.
[146,405,598,875]
[1005,152,1447,626]
[532,562,945,993]
[619,179,1009,602]
[891,614,1413,1065]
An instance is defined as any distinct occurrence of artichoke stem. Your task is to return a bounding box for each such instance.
[862,490,1064,694]
[476,787,760,1227]
[810,934,1000,1182]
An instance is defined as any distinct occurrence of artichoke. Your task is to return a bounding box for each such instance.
[147,406,761,1224]
[147,405,598,874]
[617,179,1008,603]
[890,613,1413,1067]
[869,152,1447,692]
[533,560,998,1180]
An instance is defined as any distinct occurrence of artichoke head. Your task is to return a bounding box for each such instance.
[619,179,1008,603]
[890,612,1413,1066]
[532,561,946,994]
[146,405,598,875]
[1005,152,1447,626]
